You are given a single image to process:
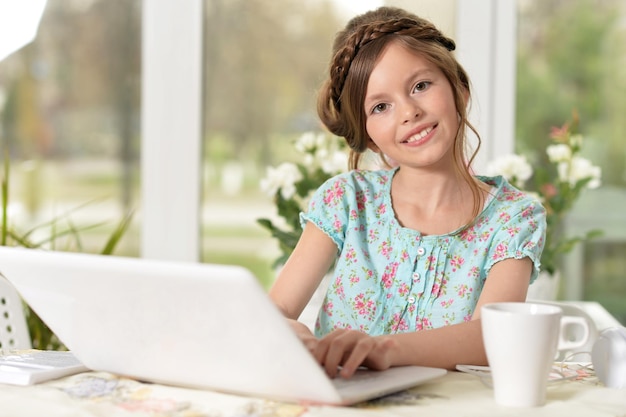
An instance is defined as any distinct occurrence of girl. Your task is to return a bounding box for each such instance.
[269,6,546,379]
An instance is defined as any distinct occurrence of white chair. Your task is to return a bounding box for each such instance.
[0,273,31,350]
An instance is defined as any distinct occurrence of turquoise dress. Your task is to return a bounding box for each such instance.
[300,168,547,337]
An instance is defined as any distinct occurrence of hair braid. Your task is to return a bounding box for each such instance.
[329,18,455,109]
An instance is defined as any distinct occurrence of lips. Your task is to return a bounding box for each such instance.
[402,124,437,144]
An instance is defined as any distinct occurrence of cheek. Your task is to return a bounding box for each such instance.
[365,117,386,141]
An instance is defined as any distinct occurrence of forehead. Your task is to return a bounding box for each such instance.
[367,42,439,89]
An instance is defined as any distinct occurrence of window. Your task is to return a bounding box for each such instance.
[516,0,626,322]
[0,1,141,255]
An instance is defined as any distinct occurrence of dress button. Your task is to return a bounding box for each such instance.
[408,296,416,304]
[412,272,420,282]
[417,247,426,256]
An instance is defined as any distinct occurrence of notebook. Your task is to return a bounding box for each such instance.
[0,246,446,405]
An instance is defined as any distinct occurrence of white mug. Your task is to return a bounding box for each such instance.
[481,302,590,407]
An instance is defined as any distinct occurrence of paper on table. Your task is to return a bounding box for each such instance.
[0,350,89,385]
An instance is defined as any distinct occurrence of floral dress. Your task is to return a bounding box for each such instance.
[300,168,547,338]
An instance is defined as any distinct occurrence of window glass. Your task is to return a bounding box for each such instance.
[0,1,141,256]
[200,0,376,287]
[516,0,626,323]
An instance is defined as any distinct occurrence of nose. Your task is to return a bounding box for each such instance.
[401,99,421,124]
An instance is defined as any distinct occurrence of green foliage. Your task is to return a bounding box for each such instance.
[516,0,624,186]
[257,132,348,268]
[1,154,133,350]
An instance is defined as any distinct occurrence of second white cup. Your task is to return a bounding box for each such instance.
[481,302,590,407]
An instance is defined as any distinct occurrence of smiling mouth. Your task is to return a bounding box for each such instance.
[403,125,436,144]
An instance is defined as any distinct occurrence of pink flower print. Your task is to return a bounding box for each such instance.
[426,255,437,271]
[398,283,410,296]
[521,206,533,218]
[333,322,353,331]
[323,300,334,317]
[460,227,477,242]
[450,255,465,272]
[492,242,508,261]
[332,215,342,234]
[353,295,376,322]
[356,191,367,211]
[379,240,393,259]
[354,294,365,310]
[499,212,511,223]
[431,274,446,297]
[376,203,387,217]
[457,284,470,297]
[467,266,480,277]
[349,274,360,285]
[440,299,454,308]
[479,230,491,241]
[333,277,345,298]
[323,181,343,205]
[349,209,358,221]
[400,250,409,262]
[506,226,520,237]
[381,273,393,289]
[391,313,409,332]
[415,316,432,331]
[380,262,399,288]
[345,247,358,263]
[368,229,379,243]
[463,313,472,322]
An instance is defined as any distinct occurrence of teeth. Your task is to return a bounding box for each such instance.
[406,127,433,143]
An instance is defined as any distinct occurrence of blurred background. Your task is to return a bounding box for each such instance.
[0,0,624,324]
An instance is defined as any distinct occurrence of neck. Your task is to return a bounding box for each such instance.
[390,167,485,234]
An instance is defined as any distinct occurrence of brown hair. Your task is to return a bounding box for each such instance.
[317,6,483,220]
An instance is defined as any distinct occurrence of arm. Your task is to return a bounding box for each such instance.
[269,222,337,347]
[315,257,533,378]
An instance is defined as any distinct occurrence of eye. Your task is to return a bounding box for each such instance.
[413,81,431,92]
[371,103,389,114]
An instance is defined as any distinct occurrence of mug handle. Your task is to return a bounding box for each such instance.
[558,316,590,351]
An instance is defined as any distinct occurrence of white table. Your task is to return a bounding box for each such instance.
[0,362,624,417]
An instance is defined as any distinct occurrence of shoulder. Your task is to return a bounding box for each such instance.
[479,175,544,212]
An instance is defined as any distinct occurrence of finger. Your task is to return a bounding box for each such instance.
[315,329,351,378]
[339,337,375,378]
[324,330,373,378]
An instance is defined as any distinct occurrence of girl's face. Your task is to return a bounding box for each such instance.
[364,41,459,171]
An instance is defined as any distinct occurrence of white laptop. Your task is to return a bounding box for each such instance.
[0,246,446,405]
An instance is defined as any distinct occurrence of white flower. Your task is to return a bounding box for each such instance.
[294,131,326,154]
[546,144,572,163]
[321,150,349,174]
[259,162,303,199]
[485,154,533,188]
[557,157,602,189]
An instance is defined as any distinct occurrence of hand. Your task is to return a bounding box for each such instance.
[287,319,319,354]
[313,329,396,379]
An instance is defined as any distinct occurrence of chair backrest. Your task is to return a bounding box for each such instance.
[0,274,31,350]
